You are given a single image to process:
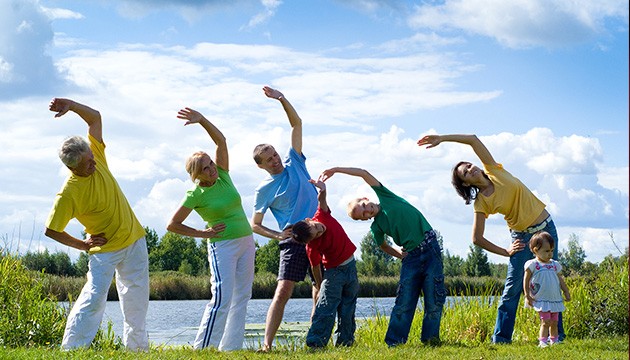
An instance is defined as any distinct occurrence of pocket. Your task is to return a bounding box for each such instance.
[433,274,447,306]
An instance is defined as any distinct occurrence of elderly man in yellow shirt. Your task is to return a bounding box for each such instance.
[45,98,149,350]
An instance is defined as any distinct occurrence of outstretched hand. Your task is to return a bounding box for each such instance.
[417,135,442,149]
[318,168,337,182]
[49,98,74,118]
[177,107,205,125]
[262,86,284,100]
[309,179,326,192]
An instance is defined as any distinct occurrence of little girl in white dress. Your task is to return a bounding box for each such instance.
[523,231,571,347]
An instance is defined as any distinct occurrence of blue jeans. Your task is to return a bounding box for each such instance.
[306,259,359,347]
[385,231,446,346]
[492,218,565,343]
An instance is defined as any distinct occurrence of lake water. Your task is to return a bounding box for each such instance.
[60,297,399,347]
[60,297,465,348]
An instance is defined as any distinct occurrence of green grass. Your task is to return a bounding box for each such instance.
[2,252,627,358]
[0,337,627,359]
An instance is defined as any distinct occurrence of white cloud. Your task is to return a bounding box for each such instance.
[597,166,629,196]
[408,0,629,49]
[0,0,59,96]
[242,0,282,29]
[40,6,84,20]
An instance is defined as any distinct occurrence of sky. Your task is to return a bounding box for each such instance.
[0,0,628,265]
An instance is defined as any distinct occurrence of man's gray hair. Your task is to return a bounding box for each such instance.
[59,136,90,168]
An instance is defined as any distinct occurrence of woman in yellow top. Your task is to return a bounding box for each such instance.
[418,134,564,344]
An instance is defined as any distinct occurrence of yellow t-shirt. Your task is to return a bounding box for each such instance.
[473,163,545,231]
[45,134,145,252]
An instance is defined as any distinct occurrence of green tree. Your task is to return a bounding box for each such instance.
[443,249,464,277]
[21,250,56,274]
[255,239,280,274]
[149,232,204,275]
[356,232,396,277]
[144,226,160,255]
[559,233,586,275]
[74,252,89,277]
[51,252,75,276]
[490,262,508,278]
[463,244,491,277]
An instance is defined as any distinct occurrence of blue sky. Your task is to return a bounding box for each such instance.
[0,0,628,264]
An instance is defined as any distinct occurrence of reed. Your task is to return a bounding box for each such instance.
[41,272,506,301]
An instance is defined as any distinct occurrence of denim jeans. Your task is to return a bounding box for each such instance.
[306,259,359,347]
[385,231,446,346]
[492,218,565,343]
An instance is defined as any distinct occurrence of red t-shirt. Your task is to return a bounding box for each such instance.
[306,207,357,269]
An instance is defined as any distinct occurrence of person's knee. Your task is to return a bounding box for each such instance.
[272,281,294,303]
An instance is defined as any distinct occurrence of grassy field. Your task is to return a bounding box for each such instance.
[0,337,627,359]
[1,253,627,358]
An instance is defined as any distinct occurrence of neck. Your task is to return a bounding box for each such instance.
[199,180,216,187]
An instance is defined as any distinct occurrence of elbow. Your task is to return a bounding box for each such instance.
[471,235,483,246]
[166,221,178,233]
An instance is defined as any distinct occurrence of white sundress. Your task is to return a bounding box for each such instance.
[524,259,566,313]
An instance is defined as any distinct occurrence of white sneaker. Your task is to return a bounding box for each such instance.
[538,341,549,348]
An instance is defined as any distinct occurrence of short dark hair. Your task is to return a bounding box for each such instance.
[289,221,312,244]
[530,231,555,252]
[253,144,274,164]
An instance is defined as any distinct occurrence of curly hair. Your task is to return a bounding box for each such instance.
[58,136,90,168]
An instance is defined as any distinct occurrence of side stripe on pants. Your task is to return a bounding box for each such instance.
[202,242,222,348]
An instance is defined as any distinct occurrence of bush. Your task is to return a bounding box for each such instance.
[0,254,66,347]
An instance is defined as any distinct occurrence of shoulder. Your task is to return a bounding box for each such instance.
[483,162,504,174]
[288,147,307,163]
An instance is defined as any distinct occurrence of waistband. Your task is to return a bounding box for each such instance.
[519,215,552,234]
[339,255,355,266]
[408,230,437,254]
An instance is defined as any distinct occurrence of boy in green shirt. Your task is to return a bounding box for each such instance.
[320,167,446,346]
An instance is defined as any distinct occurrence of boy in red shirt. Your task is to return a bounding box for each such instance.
[291,179,358,348]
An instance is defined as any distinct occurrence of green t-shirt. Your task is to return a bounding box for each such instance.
[182,167,252,242]
[370,184,432,251]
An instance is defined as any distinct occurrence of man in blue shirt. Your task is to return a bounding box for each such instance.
[251,86,318,352]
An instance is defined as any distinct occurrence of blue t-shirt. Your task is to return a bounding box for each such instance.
[253,148,318,230]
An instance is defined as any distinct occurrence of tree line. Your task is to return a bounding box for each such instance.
[19,226,626,279]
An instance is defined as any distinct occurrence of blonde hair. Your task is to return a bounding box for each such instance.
[346,198,362,220]
[185,151,209,184]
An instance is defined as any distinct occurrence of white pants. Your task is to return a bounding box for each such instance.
[194,235,255,351]
[61,237,149,350]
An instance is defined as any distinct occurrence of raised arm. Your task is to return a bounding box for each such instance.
[417,134,497,166]
[49,98,102,143]
[310,179,328,212]
[263,86,303,154]
[177,107,228,170]
[319,167,380,187]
